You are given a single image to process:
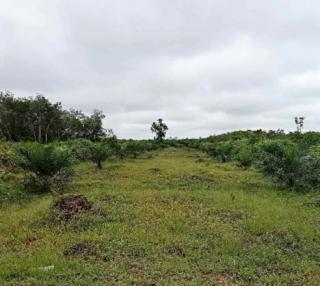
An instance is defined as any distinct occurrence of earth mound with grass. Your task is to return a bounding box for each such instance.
[53,194,94,220]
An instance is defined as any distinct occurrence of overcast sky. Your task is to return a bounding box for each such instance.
[1,0,320,138]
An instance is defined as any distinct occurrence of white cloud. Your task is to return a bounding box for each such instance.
[2,0,320,138]
[279,70,320,94]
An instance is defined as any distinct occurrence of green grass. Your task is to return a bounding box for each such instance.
[1,147,320,285]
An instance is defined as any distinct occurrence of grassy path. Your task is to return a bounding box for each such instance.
[0,148,320,285]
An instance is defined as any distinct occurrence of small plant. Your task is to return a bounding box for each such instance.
[89,142,112,169]
[123,140,143,159]
[16,143,74,193]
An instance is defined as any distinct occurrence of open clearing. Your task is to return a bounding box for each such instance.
[1,148,320,285]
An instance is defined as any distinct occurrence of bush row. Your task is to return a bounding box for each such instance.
[0,138,163,194]
[180,131,320,192]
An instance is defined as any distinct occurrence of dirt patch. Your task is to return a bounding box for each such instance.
[53,194,95,220]
[149,167,161,173]
[64,240,108,261]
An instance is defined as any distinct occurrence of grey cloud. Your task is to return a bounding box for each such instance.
[1,0,320,138]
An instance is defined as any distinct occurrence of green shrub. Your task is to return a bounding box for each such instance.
[256,139,320,191]
[0,142,17,172]
[207,141,234,162]
[64,139,93,161]
[0,181,29,206]
[199,142,214,153]
[233,140,254,168]
[89,142,112,169]
[122,140,144,159]
[16,143,74,193]
[293,152,320,191]
[257,140,298,188]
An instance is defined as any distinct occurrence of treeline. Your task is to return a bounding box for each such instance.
[0,91,106,143]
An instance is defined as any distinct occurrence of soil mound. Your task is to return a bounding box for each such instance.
[53,195,93,219]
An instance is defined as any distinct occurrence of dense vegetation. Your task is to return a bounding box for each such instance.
[0,91,106,142]
[174,130,320,192]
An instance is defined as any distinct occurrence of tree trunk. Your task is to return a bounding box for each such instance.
[2,124,12,141]
[45,121,52,144]
[38,124,42,143]
[97,161,102,169]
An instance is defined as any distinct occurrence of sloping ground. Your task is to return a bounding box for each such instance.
[0,148,320,285]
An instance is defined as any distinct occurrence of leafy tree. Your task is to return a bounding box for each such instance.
[151,118,168,141]
[0,91,31,141]
[83,110,106,141]
[89,142,112,169]
[28,95,63,143]
[60,109,86,140]
[0,91,107,143]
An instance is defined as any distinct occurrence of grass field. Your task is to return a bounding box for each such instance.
[1,148,320,285]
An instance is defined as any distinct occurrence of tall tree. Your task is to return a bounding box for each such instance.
[0,91,107,143]
[83,109,106,141]
[151,118,168,141]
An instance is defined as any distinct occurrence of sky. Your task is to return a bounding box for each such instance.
[1,0,320,138]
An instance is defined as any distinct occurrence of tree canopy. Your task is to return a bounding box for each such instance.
[151,118,168,141]
[0,91,106,143]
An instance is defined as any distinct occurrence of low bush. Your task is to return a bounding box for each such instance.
[294,154,320,191]
[62,139,93,161]
[0,142,18,172]
[122,140,144,159]
[16,143,74,193]
[257,140,298,188]
[206,141,234,162]
[232,140,255,168]
[257,139,320,191]
[89,142,112,169]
